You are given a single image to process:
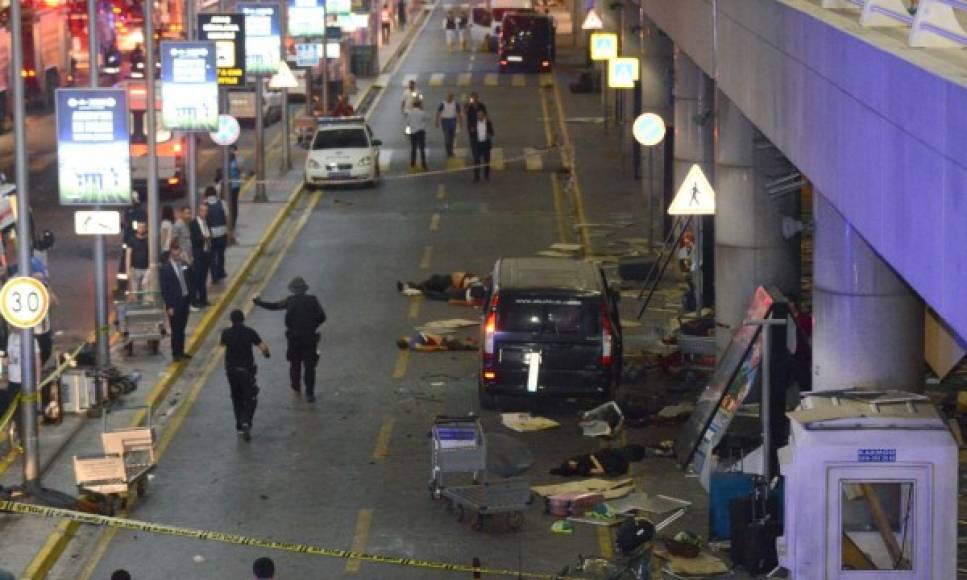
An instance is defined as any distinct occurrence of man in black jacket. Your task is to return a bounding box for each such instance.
[252,277,327,402]
[189,203,213,308]
[468,108,494,182]
[159,244,193,361]
[220,309,270,441]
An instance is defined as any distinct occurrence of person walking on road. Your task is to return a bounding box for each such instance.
[253,557,275,579]
[160,205,175,252]
[457,11,468,51]
[220,309,270,441]
[401,79,422,115]
[397,0,407,27]
[253,277,327,403]
[381,4,392,44]
[159,244,193,362]
[435,93,461,158]
[189,203,213,309]
[205,186,230,283]
[406,98,429,171]
[469,108,495,182]
[444,10,457,51]
[124,221,151,295]
[464,92,488,160]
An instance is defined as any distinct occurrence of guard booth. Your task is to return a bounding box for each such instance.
[777,390,957,579]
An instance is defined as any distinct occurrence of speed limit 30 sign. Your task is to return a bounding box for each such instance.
[0,276,50,329]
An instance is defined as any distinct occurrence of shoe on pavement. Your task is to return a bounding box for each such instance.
[306,394,316,403]
[190,305,201,312]
[291,386,302,395]
[240,423,252,442]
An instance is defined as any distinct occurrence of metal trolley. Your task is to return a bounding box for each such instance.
[114,291,165,356]
[428,415,532,531]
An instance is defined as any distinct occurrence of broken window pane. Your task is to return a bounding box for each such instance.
[841,482,914,571]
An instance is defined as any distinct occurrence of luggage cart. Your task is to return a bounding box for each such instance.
[72,406,156,515]
[442,478,532,531]
[115,291,165,356]
[428,415,485,500]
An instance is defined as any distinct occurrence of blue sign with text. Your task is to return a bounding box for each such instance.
[240,3,282,75]
[857,449,897,463]
[161,41,219,131]
[55,88,132,206]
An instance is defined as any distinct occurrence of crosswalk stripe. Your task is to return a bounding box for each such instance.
[491,147,505,170]
[379,150,393,172]
[512,74,526,87]
[484,73,499,87]
[524,147,543,171]
[429,73,445,87]
[374,74,391,88]
[457,73,472,86]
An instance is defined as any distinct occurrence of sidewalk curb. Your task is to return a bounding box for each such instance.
[19,181,305,580]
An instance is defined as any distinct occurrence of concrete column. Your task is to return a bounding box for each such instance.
[674,49,714,309]
[639,17,672,246]
[813,194,924,391]
[714,91,800,354]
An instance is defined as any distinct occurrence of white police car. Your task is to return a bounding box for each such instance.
[304,117,381,187]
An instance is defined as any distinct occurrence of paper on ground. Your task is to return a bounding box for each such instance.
[550,243,582,252]
[531,478,634,499]
[501,413,560,432]
[607,492,691,516]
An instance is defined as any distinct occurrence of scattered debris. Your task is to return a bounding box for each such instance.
[500,413,560,432]
[537,250,574,258]
[657,402,695,419]
[654,545,729,576]
[551,520,574,534]
[415,319,480,333]
[550,242,582,252]
[532,478,635,500]
[193,555,206,563]
[607,492,692,517]
[579,401,624,438]
[550,445,646,477]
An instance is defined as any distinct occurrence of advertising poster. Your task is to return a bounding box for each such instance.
[55,88,132,206]
[328,0,351,15]
[240,3,282,75]
[198,13,246,86]
[289,0,326,37]
[160,41,219,131]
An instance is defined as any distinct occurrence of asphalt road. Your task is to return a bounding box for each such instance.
[83,8,619,578]
[0,94,289,346]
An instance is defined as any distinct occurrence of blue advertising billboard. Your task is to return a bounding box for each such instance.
[160,41,219,131]
[289,0,326,37]
[240,3,282,75]
[55,88,132,206]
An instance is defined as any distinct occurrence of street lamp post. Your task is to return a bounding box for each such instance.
[10,0,39,489]
[146,0,161,288]
[186,0,199,212]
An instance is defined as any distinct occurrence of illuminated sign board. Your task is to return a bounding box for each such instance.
[160,41,219,132]
[289,0,326,37]
[240,3,282,75]
[608,56,639,89]
[55,88,132,206]
[198,13,246,86]
[590,32,618,61]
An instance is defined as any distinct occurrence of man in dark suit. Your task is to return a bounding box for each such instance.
[468,108,495,182]
[189,203,213,309]
[160,244,193,361]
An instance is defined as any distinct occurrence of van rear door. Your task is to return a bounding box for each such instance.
[494,293,601,373]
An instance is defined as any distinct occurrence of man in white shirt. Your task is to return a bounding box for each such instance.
[405,98,429,171]
[435,93,461,158]
[468,109,494,181]
[401,80,422,115]
[5,330,42,447]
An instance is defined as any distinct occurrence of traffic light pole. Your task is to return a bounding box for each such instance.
[10,0,39,489]
[89,0,111,404]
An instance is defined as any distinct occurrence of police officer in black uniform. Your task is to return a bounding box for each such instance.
[220,309,270,441]
[252,277,326,402]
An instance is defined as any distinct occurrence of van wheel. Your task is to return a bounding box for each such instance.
[478,383,496,410]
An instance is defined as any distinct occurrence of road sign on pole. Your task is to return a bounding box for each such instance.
[590,32,618,61]
[669,164,716,215]
[74,211,121,235]
[209,114,241,146]
[581,9,603,30]
[0,277,50,330]
[608,56,639,88]
[632,112,666,146]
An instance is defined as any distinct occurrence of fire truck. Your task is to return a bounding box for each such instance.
[0,0,72,111]
[119,80,187,199]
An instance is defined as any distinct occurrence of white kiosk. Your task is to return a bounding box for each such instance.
[777,390,957,579]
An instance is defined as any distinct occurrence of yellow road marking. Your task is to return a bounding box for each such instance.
[429,213,440,231]
[512,74,526,87]
[429,73,445,86]
[345,509,374,573]
[76,526,118,580]
[392,349,410,380]
[446,156,466,170]
[539,83,555,147]
[436,184,447,200]
[491,147,505,170]
[484,73,498,86]
[597,526,613,559]
[408,299,422,320]
[419,245,433,269]
[550,76,593,253]
[372,417,395,460]
[550,173,569,244]
[457,72,472,86]
[22,520,79,579]
[539,73,554,88]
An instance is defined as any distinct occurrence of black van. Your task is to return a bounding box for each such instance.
[478,258,622,409]
[498,13,556,72]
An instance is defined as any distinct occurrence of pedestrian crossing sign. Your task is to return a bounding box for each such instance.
[590,33,618,61]
[669,164,716,215]
[608,57,639,88]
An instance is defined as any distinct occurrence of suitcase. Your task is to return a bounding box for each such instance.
[729,493,783,574]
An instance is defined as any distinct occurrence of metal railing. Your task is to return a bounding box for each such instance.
[821,0,967,47]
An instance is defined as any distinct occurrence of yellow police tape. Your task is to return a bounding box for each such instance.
[0,392,21,436]
[0,500,581,579]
